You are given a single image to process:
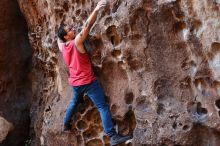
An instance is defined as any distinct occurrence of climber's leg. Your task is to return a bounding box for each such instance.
[86,80,116,137]
[63,86,84,131]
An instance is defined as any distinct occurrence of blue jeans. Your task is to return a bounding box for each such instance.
[64,80,116,137]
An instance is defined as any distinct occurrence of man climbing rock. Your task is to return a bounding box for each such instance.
[57,0,132,145]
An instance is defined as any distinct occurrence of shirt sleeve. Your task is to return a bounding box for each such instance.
[57,39,65,52]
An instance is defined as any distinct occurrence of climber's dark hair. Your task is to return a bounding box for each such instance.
[57,24,67,42]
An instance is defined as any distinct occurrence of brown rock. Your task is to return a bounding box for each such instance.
[0,117,13,143]
[0,0,32,145]
[3,0,218,145]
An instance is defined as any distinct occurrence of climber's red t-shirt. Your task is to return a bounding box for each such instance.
[62,40,96,86]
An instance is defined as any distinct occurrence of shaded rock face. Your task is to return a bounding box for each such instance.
[15,0,220,146]
[0,0,32,146]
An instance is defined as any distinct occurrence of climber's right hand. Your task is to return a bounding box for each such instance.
[95,0,108,11]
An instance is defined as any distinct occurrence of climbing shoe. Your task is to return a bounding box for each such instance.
[63,123,72,131]
[110,133,133,146]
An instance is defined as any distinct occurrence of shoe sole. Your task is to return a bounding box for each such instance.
[111,135,133,146]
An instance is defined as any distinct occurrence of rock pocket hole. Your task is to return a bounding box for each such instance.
[81,0,86,5]
[44,1,48,8]
[83,126,99,140]
[197,102,208,115]
[93,36,104,47]
[208,42,220,59]
[78,102,88,114]
[63,1,69,12]
[157,103,165,115]
[181,60,196,70]
[58,12,64,19]
[72,6,75,11]
[75,9,81,16]
[215,99,220,109]
[80,10,88,20]
[76,120,88,130]
[179,76,191,89]
[104,16,113,26]
[111,49,121,58]
[45,106,51,112]
[211,42,220,53]
[172,122,177,129]
[124,92,134,104]
[116,110,136,135]
[191,19,202,30]
[75,0,80,4]
[183,125,190,130]
[106,25,122,47]
[173,21,187,33]
[111,104,118,115]
[84,109,101,123]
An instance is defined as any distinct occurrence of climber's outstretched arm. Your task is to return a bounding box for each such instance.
[75,0,107,46]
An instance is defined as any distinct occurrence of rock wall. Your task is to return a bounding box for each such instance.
[0,117,13,143]
[0,0,32,146]
[14,0,220,146]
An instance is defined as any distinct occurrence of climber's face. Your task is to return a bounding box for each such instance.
[64,25,77,41]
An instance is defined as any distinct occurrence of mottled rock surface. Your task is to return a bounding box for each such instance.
[11,0,220,145]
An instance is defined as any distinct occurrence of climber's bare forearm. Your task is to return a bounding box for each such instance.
[75,0,106,45]
[76,9,98,44]
[75,9,98,45]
